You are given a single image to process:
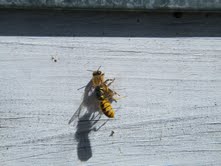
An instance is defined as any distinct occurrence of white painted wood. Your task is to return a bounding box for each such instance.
[0,18,221,165]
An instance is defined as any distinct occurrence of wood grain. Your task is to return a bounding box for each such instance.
[0,11,221,166]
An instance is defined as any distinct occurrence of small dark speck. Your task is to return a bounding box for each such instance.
[136,18,140,23]
[6,147,9,150]
[214,102,217,106]
[173,12,183,18]
[109,130,114,136]
[51,56,58,62]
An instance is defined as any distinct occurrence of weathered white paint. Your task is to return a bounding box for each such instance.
[1,0,221,11]
[0,36,221,166]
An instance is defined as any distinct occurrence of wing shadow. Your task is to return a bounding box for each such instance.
[69,80,109,161]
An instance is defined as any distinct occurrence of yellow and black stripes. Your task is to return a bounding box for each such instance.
[95,86,115,118]
[99,99,115,118]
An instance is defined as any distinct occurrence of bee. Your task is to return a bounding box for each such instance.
[95,85,115,118]
[74,66,120,119]
[86,66,117,98]
[90,66,115,88]
[78,66,114,91]
[90,66,105,87]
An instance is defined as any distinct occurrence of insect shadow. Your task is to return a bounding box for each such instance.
[69,81,109,161]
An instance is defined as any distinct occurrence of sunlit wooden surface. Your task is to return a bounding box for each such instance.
[0,11,221,166]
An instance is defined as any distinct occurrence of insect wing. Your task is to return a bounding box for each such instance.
[68,102,89,125]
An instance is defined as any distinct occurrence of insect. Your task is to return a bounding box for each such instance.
[92,66,119,99]
[95,85,115,118]
[90,66,105,87]
[89,66,116,89]
[80,66,118,99]
[77,66,114,91]
[74,66,120,120]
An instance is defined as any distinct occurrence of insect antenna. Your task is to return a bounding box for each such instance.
[114,88,126,91]
[77,85,86,90]
[86,66,101,72]
[86,70,94,72]
[97,66,101,71]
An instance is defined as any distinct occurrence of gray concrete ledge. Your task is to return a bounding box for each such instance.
[0,0,221,11]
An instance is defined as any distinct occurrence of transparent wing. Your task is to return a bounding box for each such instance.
[68,102,83,125]
[69,80,94,125]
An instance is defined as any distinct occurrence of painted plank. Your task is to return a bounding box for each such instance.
[0,11,221,166]
[1,0,221,11]
[0,36,220,166]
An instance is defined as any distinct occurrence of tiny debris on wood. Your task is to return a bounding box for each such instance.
[109,130,115,136]
[51,56,58,62]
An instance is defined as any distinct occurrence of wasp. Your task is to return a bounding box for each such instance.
[75,66,120,119]
[95,85,115,118]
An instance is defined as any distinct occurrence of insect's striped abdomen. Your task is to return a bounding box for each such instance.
[100,99,115,118]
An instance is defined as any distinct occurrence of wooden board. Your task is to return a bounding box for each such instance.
[1,0,221,11]
[0,11,221,166]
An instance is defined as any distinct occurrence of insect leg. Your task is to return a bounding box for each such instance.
[112,96,127,101]
[104,78,115,86]
[77,85,86,90]
[94,119,110,131]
